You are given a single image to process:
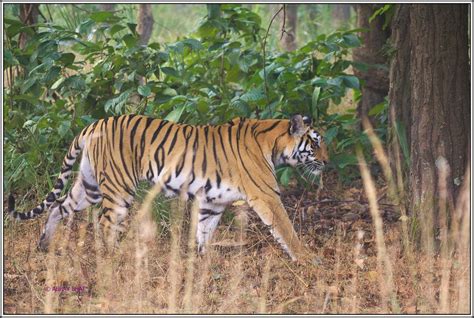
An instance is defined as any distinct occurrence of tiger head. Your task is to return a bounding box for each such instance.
[275,114,329,176]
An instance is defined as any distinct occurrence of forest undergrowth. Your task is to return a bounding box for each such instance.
[3,164,470,314]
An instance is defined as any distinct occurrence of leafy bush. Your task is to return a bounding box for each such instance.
[4,4,366,197]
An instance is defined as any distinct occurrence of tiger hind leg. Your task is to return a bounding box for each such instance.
[196,203,226,255]
[38,174,102,252]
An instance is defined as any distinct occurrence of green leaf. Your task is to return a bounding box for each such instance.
[4,49,19,67]
[21,77,38,94]
[332,153,358,169]
[197,100,209,113]
[127,23,137,34]
[57,53,76,66]
[156,52,169,63]
[23,119,36,129]
[368,102,386,116]
[240,87,265,103]
[165,104,186,122]
[238,53,256,73]
[78,19,95,35]
[327,77,343,87]
[55,99,66,108]
[208,41,226,51]
[207,4,221,19]
[58,121,71,137]
[104,89,132,114]
[337,137,357,150]
[342,34,361,47]
[13,94,39,105]
[369,4,393,23]
[311,77,327,86]
[5,19,24,38]
[138,85,151,97]
[182,38,203,51]
[148,42,161,50]
[90,11,115,23]
[4,18,23,28]
[341,75,360,89]
[230,99,251,116]
[277,167,293,186]
[160,67,179,77]
[324,126,339,145]
[122,34,138,48]
[51,77,66,90]
[110,24,126,36]
[336,114,355,122]
[312,86,321,109]
[163,87,178,96]
[197,20,219,39]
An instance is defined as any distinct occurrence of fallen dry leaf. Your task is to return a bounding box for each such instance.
[366,270,379,282]
[354,258,365,269]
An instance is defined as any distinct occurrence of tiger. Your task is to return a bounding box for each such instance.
[8,114,328,261]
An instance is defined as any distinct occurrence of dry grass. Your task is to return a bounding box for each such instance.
[3,148,471,314]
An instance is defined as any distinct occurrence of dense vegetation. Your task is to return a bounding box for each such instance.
[4,4,381,197]
[3,4,470,315]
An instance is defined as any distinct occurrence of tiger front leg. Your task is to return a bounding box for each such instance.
[98,204,131,252]
[248,197,309,261]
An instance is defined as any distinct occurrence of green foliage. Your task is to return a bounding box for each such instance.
[369,4,394,30]
[4,4,367,197]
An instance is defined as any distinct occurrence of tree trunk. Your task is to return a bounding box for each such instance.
[280,4,298,51]
[353,4,390,125]
[388,4,470,249]
[332,4,351,28]
[19,4,39,49]
[100,4,115,11]
[137,4,154,45]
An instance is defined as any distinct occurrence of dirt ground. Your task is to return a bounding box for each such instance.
[2,171,469,314]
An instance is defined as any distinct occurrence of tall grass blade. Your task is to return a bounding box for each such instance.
[356,146,399,313]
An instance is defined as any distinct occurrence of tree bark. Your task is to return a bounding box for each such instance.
[137,4,154,45]
[100,4,115,11]
[280,4,298,51]
[353,4,390,125]
[332,4,351,28]
[19,4,39,49]
[388,4,470,247]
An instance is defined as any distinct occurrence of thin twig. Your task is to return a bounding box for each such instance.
[261,5,284,117]
[280,4,287,40]
[23,4,34,24]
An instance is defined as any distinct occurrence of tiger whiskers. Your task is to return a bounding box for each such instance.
[296,162,323,185]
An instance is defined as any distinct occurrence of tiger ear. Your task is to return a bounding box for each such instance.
[303,116,312,126]
[289,114,309,136]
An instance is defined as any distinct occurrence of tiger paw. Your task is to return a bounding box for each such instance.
[293,251,322,266]
[37,233,50,253]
